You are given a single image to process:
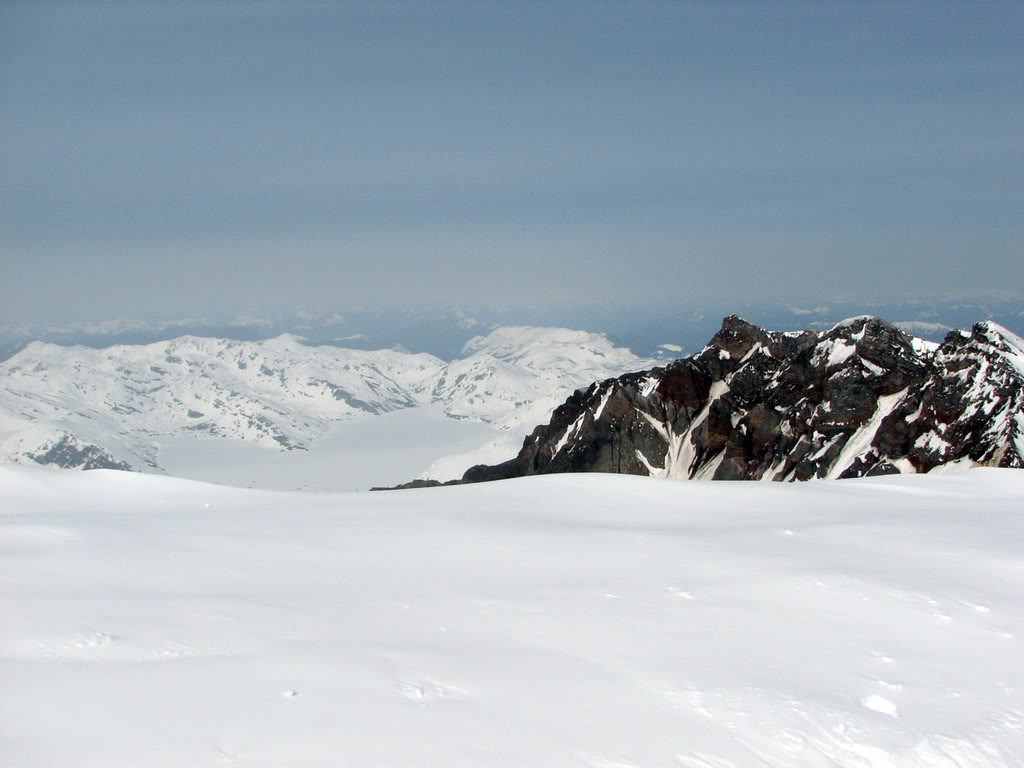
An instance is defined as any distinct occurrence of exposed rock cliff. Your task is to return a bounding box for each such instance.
[459,316,1024,483]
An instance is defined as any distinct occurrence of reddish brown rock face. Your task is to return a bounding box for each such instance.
[460,316,1024,484]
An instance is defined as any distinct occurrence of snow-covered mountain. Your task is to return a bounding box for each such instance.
[430,326,654,431]
[457,316,1024,484]
[0,327,655,479]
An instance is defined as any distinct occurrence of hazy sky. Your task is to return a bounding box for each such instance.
[2,0,1022,324]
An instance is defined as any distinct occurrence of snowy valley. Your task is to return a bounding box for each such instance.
[6,2,1022,765]
[0,326,655,490]
[3,316,1024,767]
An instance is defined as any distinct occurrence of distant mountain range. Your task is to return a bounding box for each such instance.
[400,316,1024,487]
[3,297,1021,363]
[0,327,654,475]
[5,313,1023,486]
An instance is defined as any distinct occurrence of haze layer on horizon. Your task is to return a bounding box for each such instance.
[2,1,1022,325]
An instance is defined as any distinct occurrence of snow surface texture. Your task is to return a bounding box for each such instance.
[2,465,1023,767]
[0,327,654,488]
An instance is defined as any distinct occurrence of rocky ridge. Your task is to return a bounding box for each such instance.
[453,316,1024,484]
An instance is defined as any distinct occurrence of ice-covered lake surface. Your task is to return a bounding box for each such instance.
[2,466,1022,767]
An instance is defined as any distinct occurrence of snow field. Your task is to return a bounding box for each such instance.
[2,466,1023,766]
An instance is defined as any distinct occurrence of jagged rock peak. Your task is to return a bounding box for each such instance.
[707,315,769,356]
[954,320,1024,358]
[700,315,812,365]
[456,315,1024,485]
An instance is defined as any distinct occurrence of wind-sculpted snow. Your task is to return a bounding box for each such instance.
[0,327,654,476]
[2,466,1023,766]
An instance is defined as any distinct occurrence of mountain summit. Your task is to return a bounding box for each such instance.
[456,316,1024,484]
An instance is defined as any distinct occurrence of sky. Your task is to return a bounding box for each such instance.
[2,0,1022,326]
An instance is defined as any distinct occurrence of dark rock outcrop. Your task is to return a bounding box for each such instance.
[28,433,135,472]
[454,316,1024,484]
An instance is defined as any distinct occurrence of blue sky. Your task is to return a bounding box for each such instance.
[2,1,1021,323]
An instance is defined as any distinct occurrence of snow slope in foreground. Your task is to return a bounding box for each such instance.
[2,467,1023,767]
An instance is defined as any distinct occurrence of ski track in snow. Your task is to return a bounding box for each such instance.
[2,466,1023,766]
